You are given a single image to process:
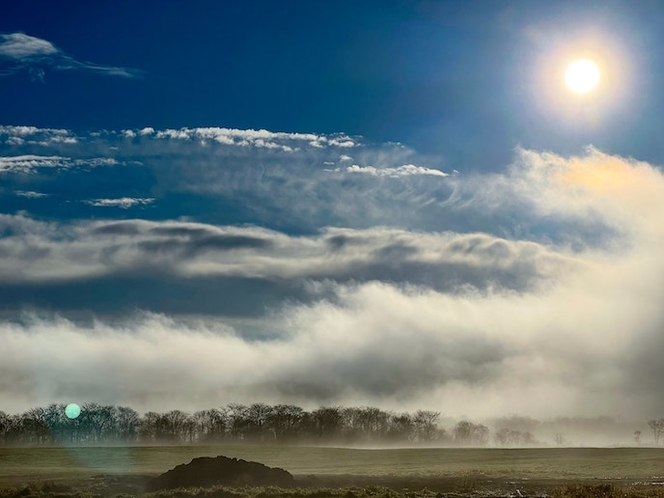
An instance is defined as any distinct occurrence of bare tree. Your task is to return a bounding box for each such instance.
[0,411,10,445]
[648,419,664,445]
[310,406,343,439]
[267,404,304,441]
[21,408,49,445]
[387,413,415,441]
[115,406,140,442]
[494,428,536,447]
[454,420,489,446]
[246,403,273,441]
[80,403,116,443]
[194,408,227,442]
[227,403,250,440]
[414,410,440,441]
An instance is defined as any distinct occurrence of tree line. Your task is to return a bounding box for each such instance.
[0,402,535,447]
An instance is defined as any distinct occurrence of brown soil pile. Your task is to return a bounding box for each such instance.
[148,455,295,490]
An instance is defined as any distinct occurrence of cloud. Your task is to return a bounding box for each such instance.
[0,32,142,80]
[15,190,48,198]
[0,125,78,146]
[346,164,448,178]
[83,197,154,209]
[0,32,57,58]
[0,216,573,291]
[0,154,119,174]
[0,125,456,233]
[0,125,663,420]
[152,127,358,151]
[0,155,69,173]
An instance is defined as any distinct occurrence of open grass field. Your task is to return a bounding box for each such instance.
[2,445,664,497]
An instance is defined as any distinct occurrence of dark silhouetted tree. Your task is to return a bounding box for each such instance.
[387,413,415,441]
[227,404,250,440]
[414,410,440,441]
[116,406,140,442]
[309,406,343,439]
[267,404,304,441]
[194,408,227,442]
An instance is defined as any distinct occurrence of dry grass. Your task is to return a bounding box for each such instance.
[552,484,664,498]
[4,446,664,498]
[4,482,664,498]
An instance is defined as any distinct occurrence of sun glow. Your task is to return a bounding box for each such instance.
[565,59,600,93]
[530,29,636,129]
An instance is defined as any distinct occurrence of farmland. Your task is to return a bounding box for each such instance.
[2,445,664,497]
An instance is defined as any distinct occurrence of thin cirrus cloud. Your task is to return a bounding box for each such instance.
[14,190,48,198]
[345,164,450,178]
[0,154,119,174]
[1,124,663,422]
[0,32,142,80]
[0,125,457,233]
[83,197,155,209]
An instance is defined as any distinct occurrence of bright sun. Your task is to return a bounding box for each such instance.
[565,59,600,93]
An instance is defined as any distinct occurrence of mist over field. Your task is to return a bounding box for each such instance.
[1,127,663,425]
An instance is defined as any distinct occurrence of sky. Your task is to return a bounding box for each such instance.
[1,0,664,420]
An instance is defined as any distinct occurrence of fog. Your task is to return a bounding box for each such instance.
[1,129,663,425]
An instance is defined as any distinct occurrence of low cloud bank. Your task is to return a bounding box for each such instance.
[0,133,662,421]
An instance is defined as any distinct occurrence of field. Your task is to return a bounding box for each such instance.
[2,445,664,498]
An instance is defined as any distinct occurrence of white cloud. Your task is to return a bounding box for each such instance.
[0,127,663,420]
[0,32,141,80]
[0,33,57,59]
[0,125,78,146]
[15,190,48,198]
[347,164,449,178]
[0,154,119,174]
[83,197,154,209]
[0,155,68,173]
[0,216,574,287]
[151,127,358,152]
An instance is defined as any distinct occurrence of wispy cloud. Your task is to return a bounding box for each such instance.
[346,164,449,178]
[0,32,142,80]
[0,155,119,174]
[0,216,573,289]
[0,125,77,146]
[0,125,453,233]
[83,197,154,209]
[14,190,48,198]
[151,127,358,151]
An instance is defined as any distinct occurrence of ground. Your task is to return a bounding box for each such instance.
[2,445,664,497]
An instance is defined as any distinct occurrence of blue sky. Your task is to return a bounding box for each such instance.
[2,1,663,168]
[2,1,664,426]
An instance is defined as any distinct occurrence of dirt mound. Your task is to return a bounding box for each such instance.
[149,455,295,490]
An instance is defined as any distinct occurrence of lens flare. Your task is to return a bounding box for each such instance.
[65,403,81,419]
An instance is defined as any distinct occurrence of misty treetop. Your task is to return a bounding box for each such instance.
[2,403,653,447]
[0,402,502,447]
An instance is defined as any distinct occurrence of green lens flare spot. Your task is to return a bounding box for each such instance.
[65,403,81,419]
